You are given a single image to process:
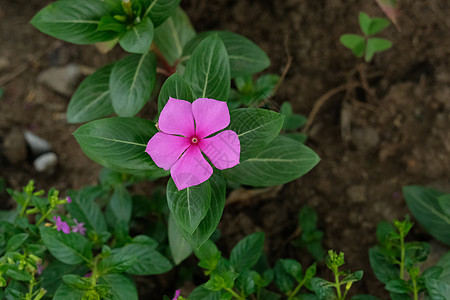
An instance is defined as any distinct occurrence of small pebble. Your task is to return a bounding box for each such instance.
[3,128,27,164]
[24,130,52,156]
[37,64,82,96]
[34,152,58,173]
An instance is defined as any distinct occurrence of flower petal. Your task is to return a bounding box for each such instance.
[146,132,190,170]
[199,130,240,170]
[192,98,230,138]
[171,145,213,190]
[158,97,195,136]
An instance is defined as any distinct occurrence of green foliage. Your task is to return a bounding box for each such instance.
[118,17,154,54]
[292,206,326,262]
[340,12,392,62]
[369,217,450,299]
[402,185,450,246]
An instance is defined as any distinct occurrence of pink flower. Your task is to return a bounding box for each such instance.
[146,98,240,190]
[172,290,181,300]
[53,216,70,234]
[66,196,72,203]
[71,218,86,235]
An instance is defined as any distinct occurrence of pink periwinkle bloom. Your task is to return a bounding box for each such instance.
[146,98,240,190]
[53,216,70,234]
[71,218,86,235]
[172,290,181,300]
[66,196,72,203]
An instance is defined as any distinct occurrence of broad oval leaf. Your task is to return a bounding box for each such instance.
[403,186,450,245]
[168,214,193,265]
[114,240,172,275]
[228,108,284,161]
[31,0,117,44]
[119,17,154,54]
[73,117,168,177]
[53,283,84,300]
[67,186,107,234]
[108,186,132,224]
[110,53,157,117]
[167,179,211,234]
[369,246,398,284]
[158,73,195,113]
[365,38,392,62]
[176,172,226,249]
[141,0,181,27]
[67,63,114,123]
[340,34,365,58]
[154,7,196,66]
[182,31,270,78]
[230,232,265,272]
[40,227,93,265]
[99,274,138,300]
[183,34,230,101]
[224,136,320,186]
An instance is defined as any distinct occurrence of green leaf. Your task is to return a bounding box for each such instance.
[368,17,391,35]
[385,279,410,293]
[154,7,196,66]
[167,179,211,234]
[340,34,365,58]
[342,270,364,284]
[110,53,157,117]
[62,274,92,290]
[53,283,84,300]
[195,240,221,270]
[436,252,450,284]
[98,16,126,33]
[425,278,450,299]
[376,220,396,246]
[365,37,392,62]
[183,34,230,101]
[6,233,28,252]
[67,186,107,234]
[274,260,294,293]
[98,252,136,274]
[236,270,259,296]
[108,186,132,224]
[189,285,225,300]
[41,261,86,296]
[299,205,318,233]
[358,12,372,36]
[31,0,117,44]
[368,246,398,284]
[224,136,320,187]
[230,232,265,272]
[73,117,168,177]
[40,227,92,265]
[5,266,32,282]
[175,172,226,249]
[141,0,181,27]
[403,186,450,245]
[228,108,284,161]
[351,295,380,300]
[168,214,193,265]
[67,63,114,123]
[310,278,336,300]
[182,31,270,78]
[158,73,195,113]
[280,259,303,282]
[114,238,172,275]
[99,274,138,300]
[119,17,154,54]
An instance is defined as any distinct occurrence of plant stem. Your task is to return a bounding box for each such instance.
[36,208,52,226]
[20,195,32,217]
[287,279,305,300]
[225,288,245,300]
[412,277,419,300]
[334,267,342,299]
[399,232,405,280]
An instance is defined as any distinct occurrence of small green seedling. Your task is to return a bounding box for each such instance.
[340,12,392,62]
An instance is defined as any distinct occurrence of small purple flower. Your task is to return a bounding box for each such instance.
[172,290,181,300]
[71,218,86,235]
[53,216,70,234]
[84,271,92,277]
[37,263,43,275]
[66,196,72,203]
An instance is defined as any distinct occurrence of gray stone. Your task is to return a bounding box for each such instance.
[37,64,82,96]
[3,128,27,164]
[351,126,380,151]
[24,130,52,156]
[34,152,58,173]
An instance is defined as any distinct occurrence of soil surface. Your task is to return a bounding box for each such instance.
[1,0,450,298]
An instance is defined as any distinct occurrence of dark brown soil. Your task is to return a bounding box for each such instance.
[1,0,449,299]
